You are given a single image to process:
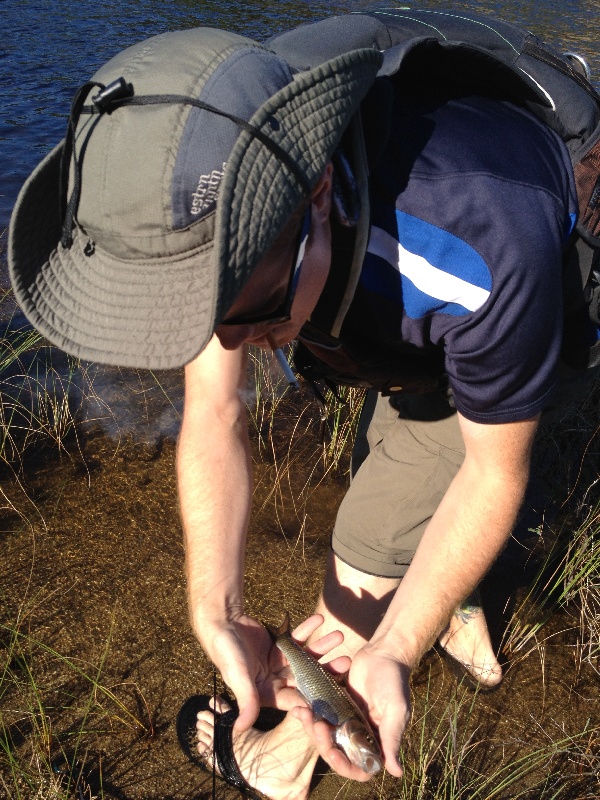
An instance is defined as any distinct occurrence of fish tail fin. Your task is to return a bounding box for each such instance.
[264,610,291,641]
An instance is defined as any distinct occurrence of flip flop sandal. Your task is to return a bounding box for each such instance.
[436,646,503,694]
[176,694,262,799]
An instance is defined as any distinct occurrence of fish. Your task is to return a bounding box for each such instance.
[266,612,383,775]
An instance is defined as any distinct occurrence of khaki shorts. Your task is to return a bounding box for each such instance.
[332,390,465,578]
[332,363,600,579]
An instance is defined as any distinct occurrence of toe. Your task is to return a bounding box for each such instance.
[473,662,503,687]
[211,695,233,715]
[195,720,214,756]
[195,695,232,728]
[195,696,236,759]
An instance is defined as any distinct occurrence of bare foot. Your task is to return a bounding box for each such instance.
[195,697,319,800]
[438,593,502,689]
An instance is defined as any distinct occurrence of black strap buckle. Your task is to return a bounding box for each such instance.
[92,78,133,112]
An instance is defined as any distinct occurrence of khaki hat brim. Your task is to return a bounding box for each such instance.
[9,142,218,369]
[216,48,382,315]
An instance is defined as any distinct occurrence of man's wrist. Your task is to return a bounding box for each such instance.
[190,597,244,639]
[364,627,427,672]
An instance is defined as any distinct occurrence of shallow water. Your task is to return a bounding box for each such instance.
[1,3,599,799]
[1,385,598,799]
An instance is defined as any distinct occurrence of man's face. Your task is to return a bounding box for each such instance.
[215,168,333,351]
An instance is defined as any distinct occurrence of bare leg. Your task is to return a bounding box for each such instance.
[438,589,502,688]
[195,551,401,800]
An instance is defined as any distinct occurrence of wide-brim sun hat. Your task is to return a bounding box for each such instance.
[8,27,382,369]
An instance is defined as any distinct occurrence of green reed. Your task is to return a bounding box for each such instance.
[502,378,599,670]
[246,345,296,457]
[316,383,365,476]
[502,500,599,670]
[0,616,148,800]
[246,343,364,479]
[395,661,599,800]
[320,663,599,800]
[0,300,92,468]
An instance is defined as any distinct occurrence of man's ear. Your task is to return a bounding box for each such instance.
[310,162,333,223]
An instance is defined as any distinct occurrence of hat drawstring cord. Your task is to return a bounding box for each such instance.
[102,91,313,196]
[59,80,106,249]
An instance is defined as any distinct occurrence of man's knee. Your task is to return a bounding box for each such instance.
[317,551,400,650]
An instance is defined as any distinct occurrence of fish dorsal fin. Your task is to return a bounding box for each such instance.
[264,610,291,641]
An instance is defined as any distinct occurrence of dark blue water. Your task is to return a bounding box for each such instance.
[1,0,599,236]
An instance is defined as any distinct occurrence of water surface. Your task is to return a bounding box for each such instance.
[2,0,599,233]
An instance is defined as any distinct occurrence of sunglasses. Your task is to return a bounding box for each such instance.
[220,206,311,327]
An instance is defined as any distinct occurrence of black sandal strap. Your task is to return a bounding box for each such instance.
[214,709,262,800]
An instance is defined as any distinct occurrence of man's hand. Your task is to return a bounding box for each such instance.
[291,642,409,780]
[348,644,410,777]
[199,613,274,733]
[200,613,351,734]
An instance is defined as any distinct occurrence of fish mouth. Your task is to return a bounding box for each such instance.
[353,749,382,776]
[334,719,383,775]
[362,752,383,775]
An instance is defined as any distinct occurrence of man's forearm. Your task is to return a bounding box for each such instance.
[178,405,253,639]
[367,414,538,669]
[373,460,525,665]
[177,341,253,645]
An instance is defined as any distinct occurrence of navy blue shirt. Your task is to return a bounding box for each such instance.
[361,94,578,423]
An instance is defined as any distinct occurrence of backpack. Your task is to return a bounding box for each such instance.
[268,8,600,390]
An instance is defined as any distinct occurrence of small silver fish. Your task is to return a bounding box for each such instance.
[267,612,383,775]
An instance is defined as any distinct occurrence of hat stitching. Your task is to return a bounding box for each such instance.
[30,237,214,330]
[225,72,369,261]
[32,266,211,340]
[216,51,380,310]
[33,261,206,320]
